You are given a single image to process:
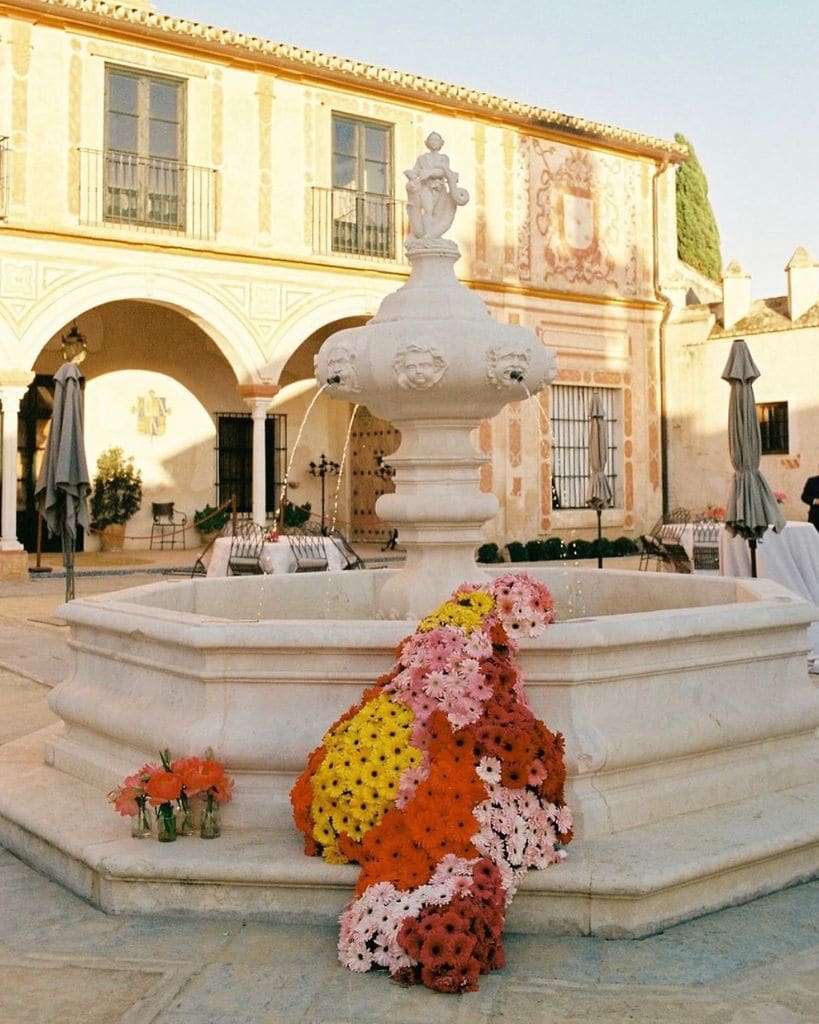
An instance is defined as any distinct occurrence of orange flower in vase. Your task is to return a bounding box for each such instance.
[145,751,184,842]
[107,762,157,838]
[185,749,234,838]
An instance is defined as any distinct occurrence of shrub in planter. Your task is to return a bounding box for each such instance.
[283,500,311,529]
[193,504,231,535]
[506,541,528,562]
[90,447,142,534]
[612,536,639,556]
[542,537,567,560]
[565,538,594,560]
[476,542,504,564]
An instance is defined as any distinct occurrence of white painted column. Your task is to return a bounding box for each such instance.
[238,384,279,526]
[0,379,33,550]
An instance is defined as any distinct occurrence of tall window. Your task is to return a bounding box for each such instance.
[105,68,184,229]
[550,385,619,509]
[757,401,789,455]
[216,413,287,517]
[331,115,393,257]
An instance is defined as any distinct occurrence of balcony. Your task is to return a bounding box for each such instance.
[0,136,8,221]
[78,148,217,241]
[311,187,407,263]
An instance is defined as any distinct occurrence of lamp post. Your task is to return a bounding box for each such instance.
[308,453,340,534]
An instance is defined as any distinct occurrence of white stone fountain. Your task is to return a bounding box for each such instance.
[0,135,816,936]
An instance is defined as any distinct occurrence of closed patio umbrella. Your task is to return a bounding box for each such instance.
[722,338,785,577]
[586,391,613,568]
[34,362,91,601]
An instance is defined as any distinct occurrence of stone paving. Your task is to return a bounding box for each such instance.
[0,557,817,1023]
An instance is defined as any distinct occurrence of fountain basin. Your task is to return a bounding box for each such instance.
[0,566,816,936]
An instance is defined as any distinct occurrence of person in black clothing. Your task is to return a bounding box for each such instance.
[801,466,819,531]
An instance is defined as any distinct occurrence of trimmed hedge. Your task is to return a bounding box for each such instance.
[478,536,639,563]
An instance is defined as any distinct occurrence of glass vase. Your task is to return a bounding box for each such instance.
[156,802,177,842]
[200,794,221,839]
[177,794,196,837]
[130,799,152,839]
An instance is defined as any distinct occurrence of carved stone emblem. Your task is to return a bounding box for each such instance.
[393,344,448,390]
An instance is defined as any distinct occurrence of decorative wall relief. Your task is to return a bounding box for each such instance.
[134,391,169,437]
[519,138,643,298]
[393,344,447,390]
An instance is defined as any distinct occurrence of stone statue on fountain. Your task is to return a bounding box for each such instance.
[404,131,469,244]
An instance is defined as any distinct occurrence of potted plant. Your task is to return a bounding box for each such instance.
[90,447,143,552]
[193,503,232,543]
[283,500,311,530]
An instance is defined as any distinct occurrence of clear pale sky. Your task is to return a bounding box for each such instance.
[157,0,819,300]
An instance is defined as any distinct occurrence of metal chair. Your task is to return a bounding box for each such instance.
[150,502,187,550]
[191,522,230,578]
[227,520,267,575]
[639,516,667,571]
[692,519,721,572]
[659,520,693,573]
[287,530,329,572]
[328,528,364,570]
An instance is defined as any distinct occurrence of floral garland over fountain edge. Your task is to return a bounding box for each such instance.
[291,572,572,994]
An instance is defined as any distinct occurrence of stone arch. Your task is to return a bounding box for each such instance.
[262,288,389,381]
[11,270,266,384]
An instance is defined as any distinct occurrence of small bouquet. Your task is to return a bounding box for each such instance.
[773,491,787,505]
[108,748,233,841]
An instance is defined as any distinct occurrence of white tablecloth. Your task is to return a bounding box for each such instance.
[206,536,346,576]
[719,521,819,662]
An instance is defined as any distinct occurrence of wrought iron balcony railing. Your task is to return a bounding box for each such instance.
[78,148,217,240]
[0,136,8,221]
[311,187,407,262]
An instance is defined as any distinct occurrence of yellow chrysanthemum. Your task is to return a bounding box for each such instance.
[417,589,495,633]
[310,693,420,859]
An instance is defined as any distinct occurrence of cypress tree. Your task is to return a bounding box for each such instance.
[675,133,722,281]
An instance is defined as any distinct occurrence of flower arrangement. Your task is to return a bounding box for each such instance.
[291,572,571,994]
[108,748,233,841]
[702,504,726,522]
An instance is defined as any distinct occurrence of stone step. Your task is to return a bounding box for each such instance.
[1,725,816,938]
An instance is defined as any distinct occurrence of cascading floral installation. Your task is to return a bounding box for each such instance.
[291,572,572,994]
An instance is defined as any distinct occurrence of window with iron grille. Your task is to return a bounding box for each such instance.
[550,385,619,509]
[105,68,185,230]
[215,413,287,517]
[757,401,789,455]
[330,115,394,258]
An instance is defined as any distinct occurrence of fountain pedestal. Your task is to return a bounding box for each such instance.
[315,239,555,617]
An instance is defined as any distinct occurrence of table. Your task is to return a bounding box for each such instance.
[719,521,819,662]
[206,536,347,577]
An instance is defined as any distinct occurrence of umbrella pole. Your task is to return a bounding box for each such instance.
[749,536,758,578]
[30,512,53,574]
[596,506,603,569]
[63,526,75,602]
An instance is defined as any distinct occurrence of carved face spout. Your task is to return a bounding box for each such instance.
[320,341,361,392]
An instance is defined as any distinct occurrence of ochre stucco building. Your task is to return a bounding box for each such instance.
[1,0,712,575]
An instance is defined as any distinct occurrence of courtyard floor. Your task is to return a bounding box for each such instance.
[0,550,816,1023]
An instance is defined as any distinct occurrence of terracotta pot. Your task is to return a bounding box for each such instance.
[99,523,126,552]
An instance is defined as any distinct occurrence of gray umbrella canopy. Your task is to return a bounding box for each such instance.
[722,339,785,550]
[34,362,91,600]
[586,391,614,510]
[586,391,613,568]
